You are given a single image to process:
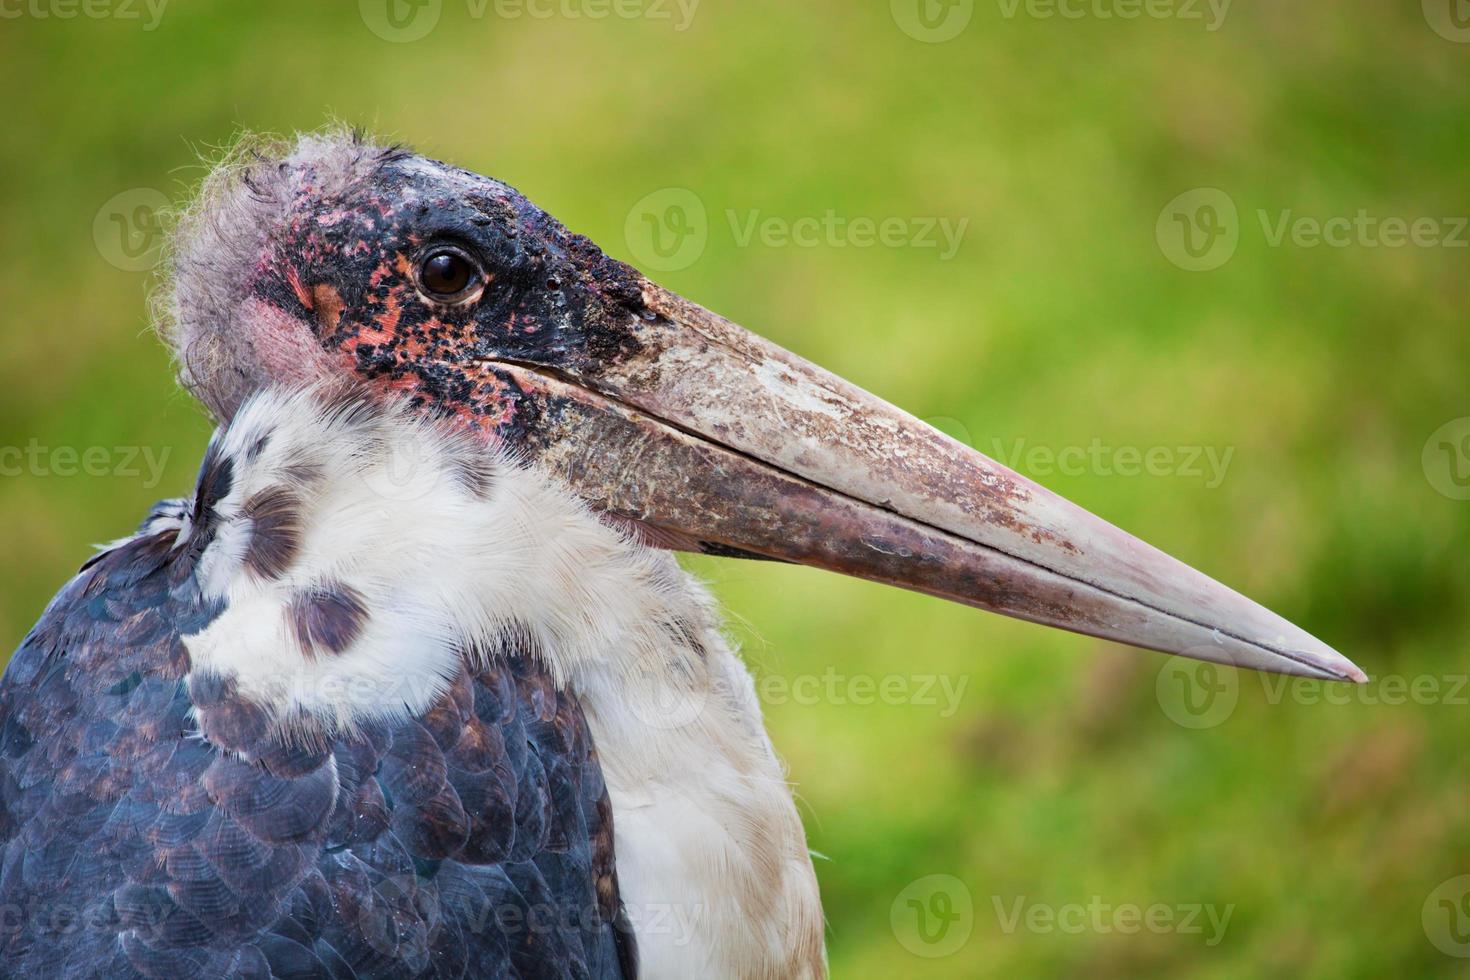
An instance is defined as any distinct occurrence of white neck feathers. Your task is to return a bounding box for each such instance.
[173,386,824,979]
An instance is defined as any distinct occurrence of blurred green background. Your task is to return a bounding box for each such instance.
[2,1,1468,975]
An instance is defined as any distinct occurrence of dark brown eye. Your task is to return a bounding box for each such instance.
[417,248,480,300]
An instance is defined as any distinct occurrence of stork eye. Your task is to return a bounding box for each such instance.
[416,247,482,301]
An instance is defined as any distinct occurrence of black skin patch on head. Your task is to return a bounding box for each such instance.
[244,487,303,580]
[290,583,369,658]
[250,152,649,436]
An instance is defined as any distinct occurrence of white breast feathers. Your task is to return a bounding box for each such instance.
[173,384,825,979]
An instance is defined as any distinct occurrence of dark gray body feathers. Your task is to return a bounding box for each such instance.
[0,504,635,979]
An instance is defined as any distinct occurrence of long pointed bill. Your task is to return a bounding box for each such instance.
[472,282,1364,683]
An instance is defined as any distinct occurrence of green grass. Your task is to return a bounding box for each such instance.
[2,1,1468,975]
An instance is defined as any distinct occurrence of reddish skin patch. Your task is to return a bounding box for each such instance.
[287,265,312,312]
[246,297,340,392]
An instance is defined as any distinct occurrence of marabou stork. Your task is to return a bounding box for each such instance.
[0,132,1365,979]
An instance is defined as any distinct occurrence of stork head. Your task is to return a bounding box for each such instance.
[163,130,1364,683]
